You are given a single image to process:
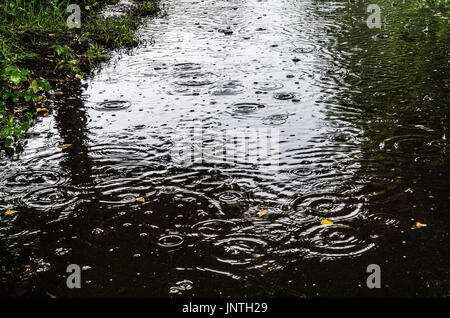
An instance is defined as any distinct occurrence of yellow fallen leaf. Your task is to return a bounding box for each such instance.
[415,125,434,132]
[36,108,49,117]
[48,33,55,37]
[136,198,146,203]
[75,74,83,79]
[4,210,19,215]
[14,107,27,113]
[24,265,31,268]
[411,222,427,229]
[57,91,63,95]
[321,219,333,225]
[37,95,43,101]
[258,209,268,217]
[60,144,72,150]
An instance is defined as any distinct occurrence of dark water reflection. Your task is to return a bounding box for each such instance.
[1,0,449,297]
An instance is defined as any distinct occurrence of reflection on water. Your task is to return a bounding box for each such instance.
[1,0,449,297]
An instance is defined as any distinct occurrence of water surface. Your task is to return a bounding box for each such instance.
[1,0,449,297]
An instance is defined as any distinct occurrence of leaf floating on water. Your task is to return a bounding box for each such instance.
[258,209,268,217]
[321,219,333,226]
[415,125,434,132]
[4,210,19,215]
[411,222,427,229]
[59,144,72,150]
[136,198,146,203]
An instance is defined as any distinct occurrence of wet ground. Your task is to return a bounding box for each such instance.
[1,0,449,297]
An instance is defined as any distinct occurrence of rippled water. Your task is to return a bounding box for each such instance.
[1,0,449,297]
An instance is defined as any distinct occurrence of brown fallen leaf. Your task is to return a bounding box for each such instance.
[59,144,72,150]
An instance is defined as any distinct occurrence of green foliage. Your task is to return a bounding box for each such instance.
[86,44,107,67]
[135,0,159,16]
[0,64,51,148]
[1,0,70,32]
[1,65,51,104]
[50,44,83,74]
[0,109,32,148]
[82,1,161,49]
[425,0,448,8]
[411,0,449,8]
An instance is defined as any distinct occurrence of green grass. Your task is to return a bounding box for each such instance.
[0,0,160,151]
